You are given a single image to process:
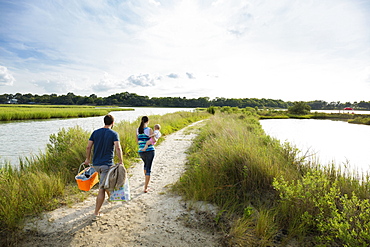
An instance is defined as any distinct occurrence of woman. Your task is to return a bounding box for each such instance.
[136,116,155,193]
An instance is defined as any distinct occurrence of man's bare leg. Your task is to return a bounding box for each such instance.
[94,188,106,216]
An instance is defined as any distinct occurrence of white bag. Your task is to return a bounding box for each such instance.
[109,178,131,201]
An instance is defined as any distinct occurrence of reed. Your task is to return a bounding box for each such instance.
[0,105,132,121]
[349,116,370,125]
[0,111,209,244]
[173,113,370,246]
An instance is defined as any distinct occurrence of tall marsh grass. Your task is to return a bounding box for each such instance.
[0,104,131,121]
[0,111,209,245]
[173,113,370,246]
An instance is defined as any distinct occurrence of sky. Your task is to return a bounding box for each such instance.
[0,0,369,102]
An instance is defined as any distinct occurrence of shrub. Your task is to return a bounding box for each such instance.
[207,106,216,115]
[273,170,370,245]
[288,101,311,115]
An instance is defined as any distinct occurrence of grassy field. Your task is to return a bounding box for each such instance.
[173,112,370,246]
[0,104,132,121]
[255,107,370,125]
[205,106,370,125]
[0,111,210,245]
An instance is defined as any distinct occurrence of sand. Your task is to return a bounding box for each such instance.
[19,120,224,247]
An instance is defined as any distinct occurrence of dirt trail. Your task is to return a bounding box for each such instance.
[19,120,224,247]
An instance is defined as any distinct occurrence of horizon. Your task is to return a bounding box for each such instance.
[2,91,368,104]
[1,0,369,102]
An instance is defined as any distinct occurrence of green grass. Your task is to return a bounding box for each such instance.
[349,117,370,125]
[213,106,370,125]
[173,113,370,246]
[0,110,210,245]
[0,104,133,121]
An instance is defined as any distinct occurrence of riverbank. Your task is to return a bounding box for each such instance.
[0,104,133,121]
[17,120,224,247]
[0,107,197,165]
[258,109,370,125]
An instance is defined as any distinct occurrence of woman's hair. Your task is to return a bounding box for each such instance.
[138,116,149,134]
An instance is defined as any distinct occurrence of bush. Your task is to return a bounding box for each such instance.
[207,106,216,115]
[288,101,311,115]
[349,117,370,125]
[273,170,370,246]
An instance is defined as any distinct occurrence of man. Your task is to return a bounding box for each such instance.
[85,114,123,217]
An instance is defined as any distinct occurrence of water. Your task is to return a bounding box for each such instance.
[0,107,194,165]
[3,108,369,172]
[312,110,370,114]
[260,119,370,173]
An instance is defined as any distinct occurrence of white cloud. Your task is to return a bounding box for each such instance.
[92,72,124,93]
[32,74,81,93]
[127,74,162,87]
[0,0,369,102]
[167,73,179,79]
[186,72,196,79]
[148,0,161,6]
[211,0,225,7]
[0,66,15,86]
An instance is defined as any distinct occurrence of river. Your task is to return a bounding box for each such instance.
[2,108,370,173]
[0,107,194,166]
[260,119,370,173]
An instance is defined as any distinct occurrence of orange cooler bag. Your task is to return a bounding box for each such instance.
[75,163,99,191]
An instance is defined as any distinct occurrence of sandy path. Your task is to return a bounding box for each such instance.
[19,120,224,247]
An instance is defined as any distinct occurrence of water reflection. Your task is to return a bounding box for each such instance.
[260,119,370,173]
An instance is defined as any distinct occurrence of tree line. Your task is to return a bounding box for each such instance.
[1,92,370,110]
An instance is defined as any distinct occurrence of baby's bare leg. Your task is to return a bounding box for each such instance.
[141,139,153,151]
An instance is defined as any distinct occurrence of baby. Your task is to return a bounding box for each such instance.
[141,124,161,151]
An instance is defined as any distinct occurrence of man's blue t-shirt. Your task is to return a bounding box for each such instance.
[89,128,119,166]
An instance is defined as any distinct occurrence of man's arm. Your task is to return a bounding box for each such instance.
[84,140,93,165]
[114,141,124,164]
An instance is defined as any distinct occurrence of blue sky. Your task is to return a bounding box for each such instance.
[0,0,369,102]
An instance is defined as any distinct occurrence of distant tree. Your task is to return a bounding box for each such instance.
[89,94,98,99]
[288,101,311,115]
[3,92,366,110]
[85,96,94,104]
[357,101,370,110]
[0,94,8,103]
[95,97,104,105]
[307,100,327,110]
[75,96,87,105]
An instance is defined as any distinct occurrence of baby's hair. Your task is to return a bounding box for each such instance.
[154,124,161,130]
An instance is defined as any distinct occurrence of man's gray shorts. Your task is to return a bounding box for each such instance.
[93,165,111,189]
